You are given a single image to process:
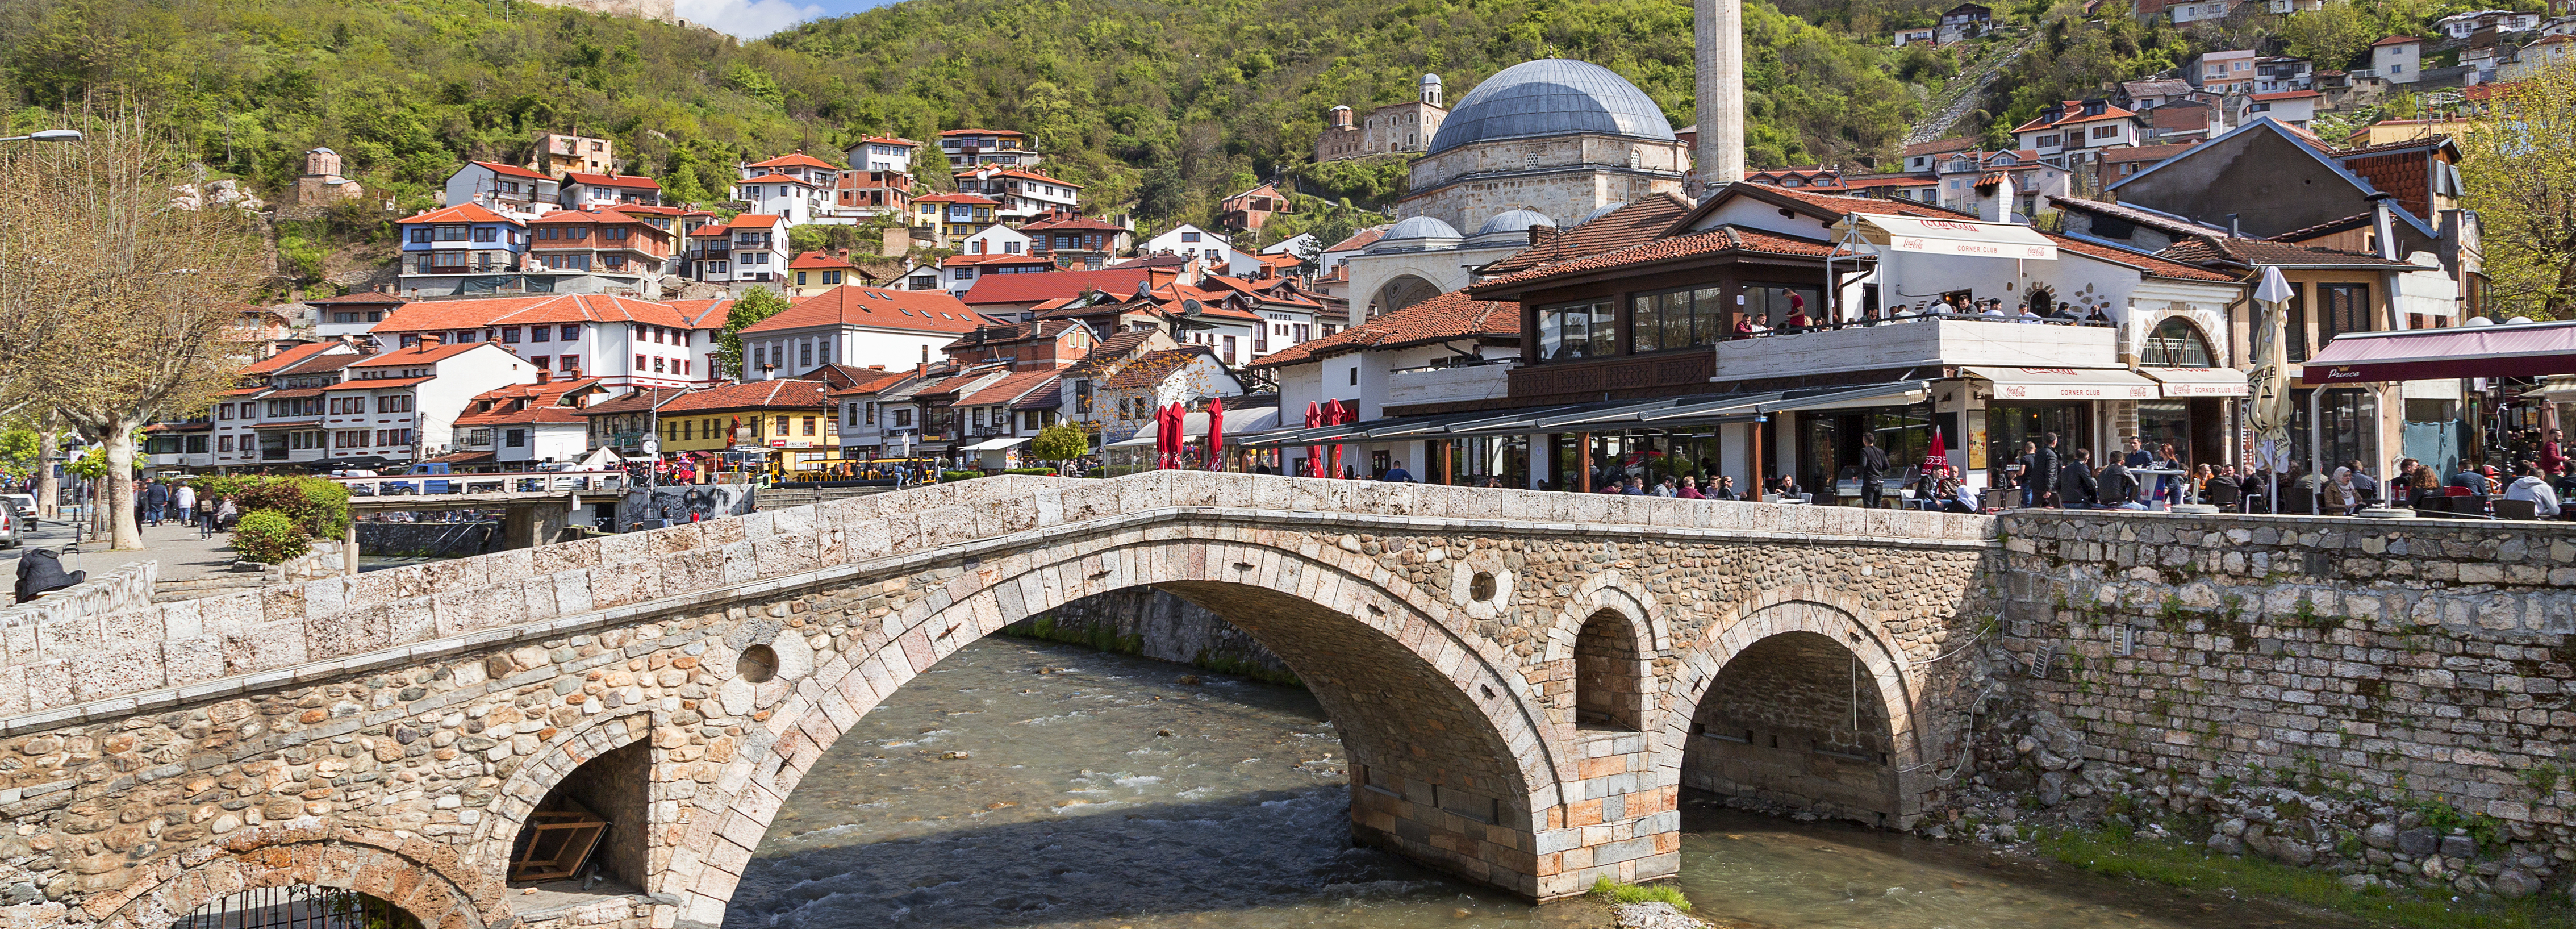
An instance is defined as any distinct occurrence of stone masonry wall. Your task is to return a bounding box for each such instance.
[0,472,1998,929]
[1684,631,1899,823]
[1992,510,2576,899]
[0,561,155,631]
[1003,587,1295,683]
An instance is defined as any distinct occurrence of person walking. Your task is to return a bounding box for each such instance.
[143,480,169,527]
[2014,440,2041,508]
[2542,429,2569,476]
[2035,432,2063,508]
[173,482,196,528]
[1857,432,1890,509]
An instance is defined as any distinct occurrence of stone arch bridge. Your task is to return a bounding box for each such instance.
[0,472,1997,929]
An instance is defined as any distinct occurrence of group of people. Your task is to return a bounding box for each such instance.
[136,478,240,538]
[2000,434,2198,510]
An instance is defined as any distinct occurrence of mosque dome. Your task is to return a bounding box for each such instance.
[1425,59,1677,157]
[1367,216,1464,253]
[1469,209,1558,245]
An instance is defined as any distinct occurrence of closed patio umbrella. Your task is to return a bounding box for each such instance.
[1206,397,1225,472]
[1326,399,1347,478]
[1304,402,1322,477]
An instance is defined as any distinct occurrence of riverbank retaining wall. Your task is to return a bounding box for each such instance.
[1004,588,1299,685]
[1990,510,2576,899]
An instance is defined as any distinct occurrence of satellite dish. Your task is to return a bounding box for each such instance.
[1134,280,1154,301]
[2507,316,2535,325]
[2466,316,2496,327]
[1181,298,1203,315]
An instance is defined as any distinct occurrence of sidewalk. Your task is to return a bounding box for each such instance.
[5,518,245,584]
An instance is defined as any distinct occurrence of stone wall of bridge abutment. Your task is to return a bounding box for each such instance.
[1990,510,2576,843]
[0,473,1999,929]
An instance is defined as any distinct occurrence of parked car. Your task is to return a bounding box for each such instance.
[0,499,26,549]
[2,494,36,524]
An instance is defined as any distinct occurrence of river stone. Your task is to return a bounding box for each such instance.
[2338,874,2380,890]
[2439,835,2478,860]
[2362,822,2397,850]
[2495,869,2541,899]
[2260,838,2316,867]
[1612,901,1705,929]
[2207,832,2244,856]
[2397,827,2439,856]
[2219,818,2248,838]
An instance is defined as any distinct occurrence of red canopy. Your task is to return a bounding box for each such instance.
[2302,320,2576,384]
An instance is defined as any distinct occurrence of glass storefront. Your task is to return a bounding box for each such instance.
[1986,402,2091,487]
[1440,435,1530,486]
[1796,406,1934,498]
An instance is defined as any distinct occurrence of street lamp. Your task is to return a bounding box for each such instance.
[0,130,81,143]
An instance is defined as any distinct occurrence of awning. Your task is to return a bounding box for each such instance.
[1834,214,2057,260]
[1966,366,2160,401]
[2142,367,2249,397]
[2301,321,2576,384]
[961,436,1030,452]
[1767,381,1931,412]
[1125,406,1285,445]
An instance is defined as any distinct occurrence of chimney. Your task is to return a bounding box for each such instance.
[1694,0,1746,188]
[2369,192,2400,260]
[536,369,552,384]
[1979,172,2016,223]
[420,334,444,348]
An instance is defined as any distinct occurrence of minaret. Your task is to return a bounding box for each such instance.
[1694,0,1745,189]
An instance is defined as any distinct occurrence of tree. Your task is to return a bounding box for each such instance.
[2464,60,2576,319]
[1031,423,1092,465]
[712,286,793,379]
[2280,1,2375,72]
[0,116,266,550]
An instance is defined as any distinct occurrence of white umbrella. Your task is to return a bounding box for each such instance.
[2248,265,2296,509]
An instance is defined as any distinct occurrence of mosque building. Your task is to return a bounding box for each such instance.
[1343,59,1694,319]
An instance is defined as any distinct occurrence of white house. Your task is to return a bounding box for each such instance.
[737,284,994,377]
[686,214,792,291]
[2009,100,2144,166]
[1143,224,1230,261]
[368,293,725,390]
[557,172,663,211]
[959,224,1034,257]
[451,376,610,466]
[2373,36,2425,84]
[954,166,1082,223]
[2246,90,2322,129]
[735,153,841,225]
[1262,233,1318,258]
[845,136,922,173]
[323,340,541,465]
[2169,0,2235,26]
[443,161,557,216]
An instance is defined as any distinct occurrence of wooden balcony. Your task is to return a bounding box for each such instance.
[1508,352,1713,405]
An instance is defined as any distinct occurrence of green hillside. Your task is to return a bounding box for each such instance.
[3,0,1929,259]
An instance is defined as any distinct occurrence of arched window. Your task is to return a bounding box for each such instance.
[2142,316,2216,367]
[1573,610,1644,730]
[174,886,424,929]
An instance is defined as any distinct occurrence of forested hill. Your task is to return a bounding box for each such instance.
[2,0,1931,237]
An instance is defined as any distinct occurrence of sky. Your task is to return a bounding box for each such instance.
[677,0,891,39]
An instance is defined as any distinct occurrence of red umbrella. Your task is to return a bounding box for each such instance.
[1924,428,1949,474]
[1303,401,1322,477]
[1205,397,1225,472]
[1326,399,1347,479]
[1157,403,1179,470]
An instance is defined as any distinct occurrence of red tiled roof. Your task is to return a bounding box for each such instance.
[746,153,841,170]
[467,161,546,180]
[659,379,833,413]
[562,172,662,190]
[320,376,434,390]
[243,343,346,376]
[971,168,1082,188]
[372,294,708,333]
[1323,227,1385,253]
[2251,90,2321,101]
[1480,193,1697,276]
[956,369,1060,406]
[824,370,916,398]
[959,268,1160,307]
[741,285,988,336]
[2009,101,2141,134]
[2048,236,2239,282]
[2158,237,2420,268]
[942,252,1055,268]
[1021,215,1129,233]
[276,352,361,377]
[1062,330,1166,378]
[855,136,920,147]
[737,173,819,186]
[789,251,857,269]
[305,292,405,306]
[348,341,489,368]
[1247,290,1518,369]
[2372,35,2423,46]
[577,387,688,416]
[398,203,520,226]
[667,298,733,328]
[1472,227,1855,292]
[454,378,605,426]
[915,193,1000,205]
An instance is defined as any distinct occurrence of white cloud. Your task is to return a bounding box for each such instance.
[677,0,828,39]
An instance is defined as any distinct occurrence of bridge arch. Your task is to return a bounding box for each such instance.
[1540,572,1670,733]
[1660,588,1930,826]
[94,826,491,929]
[466,708,659,884]
[651,530,1582,923]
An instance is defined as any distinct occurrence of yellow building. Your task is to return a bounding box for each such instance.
[655,378,838,460]
[2341,118,2477,148]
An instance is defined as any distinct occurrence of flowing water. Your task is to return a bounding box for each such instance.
[723,637,2340,929]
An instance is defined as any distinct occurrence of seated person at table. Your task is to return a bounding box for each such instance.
[2507,464,2564,518]
[1981,298,2009,318]
[1706,476,1740,499]
[1733,315,1760,339]
[2085,306,2112,326]
[2016,303,2047,324]
[1942,477,1980,513]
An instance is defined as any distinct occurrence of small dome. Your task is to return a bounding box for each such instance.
[1426,59,1676,156]
[1475,209,1557,238]
[1572,202,1630,227]
[1367,216,1464,253]
[1421,73,1443,86]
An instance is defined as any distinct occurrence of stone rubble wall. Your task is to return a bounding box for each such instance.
[0,472,1990,728]
[0,561,156,631]
[1002,587,1296,683]
[1989,510,2576,902]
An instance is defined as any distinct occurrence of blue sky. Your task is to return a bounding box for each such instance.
[677,0,894,39]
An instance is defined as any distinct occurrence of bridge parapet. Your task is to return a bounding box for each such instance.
[0,472,1990,732]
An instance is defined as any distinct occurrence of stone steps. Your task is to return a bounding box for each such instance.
[151,572,267,603]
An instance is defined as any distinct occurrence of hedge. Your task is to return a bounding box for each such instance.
[232,510,310,564]
[938,470,984,482]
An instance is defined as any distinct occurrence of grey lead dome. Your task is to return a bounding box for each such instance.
[1425,59,1677,157]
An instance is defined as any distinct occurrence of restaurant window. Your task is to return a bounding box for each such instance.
[803,417,817,436]
[775,416,790,435]
[2285,286,2309,363]
[1630,286,1727,352]
[1538,300,1617,361]
[1742,284,1823,330]
[2317,284,2372,344]
[2141,318,2216,367]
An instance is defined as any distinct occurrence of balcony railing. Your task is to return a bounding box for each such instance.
[1710,315,2119,382]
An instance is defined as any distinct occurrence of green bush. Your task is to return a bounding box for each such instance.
[232,510,310,564]
[1000,468,1059,476]
[236,475,351,538]
[938,470,984,482]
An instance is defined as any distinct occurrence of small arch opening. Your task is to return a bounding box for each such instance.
[172,885,424,929]
[1573,610,1644,731]
[511,739,650,898]
[1682,630,1897,824]
[738,644,779,683]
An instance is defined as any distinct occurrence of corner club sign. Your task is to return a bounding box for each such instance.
[1843,214,2059,260]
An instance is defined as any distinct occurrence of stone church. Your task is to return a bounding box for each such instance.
[1316,75,1450,162]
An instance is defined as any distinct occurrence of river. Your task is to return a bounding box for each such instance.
[721,636,2336,929]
